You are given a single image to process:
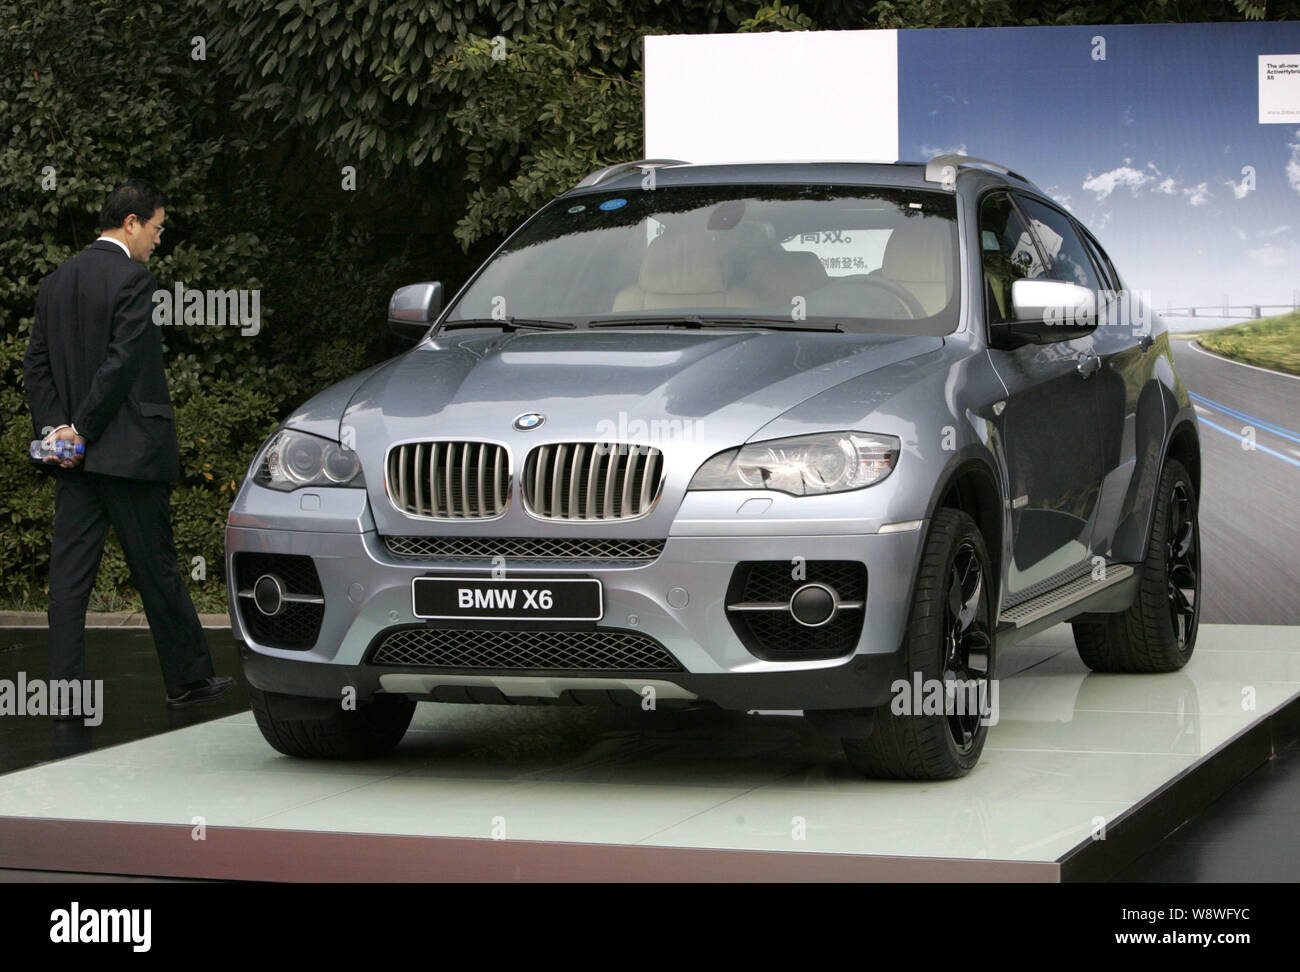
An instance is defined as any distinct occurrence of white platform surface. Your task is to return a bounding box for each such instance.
[0,623,1295,864]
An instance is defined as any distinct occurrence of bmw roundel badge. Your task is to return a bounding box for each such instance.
[513,412,545,431]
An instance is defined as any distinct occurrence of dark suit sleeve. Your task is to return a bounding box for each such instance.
[70,268,158,443]
[22,281,69,437]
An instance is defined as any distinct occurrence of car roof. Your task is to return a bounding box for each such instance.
[561,157,1043,197]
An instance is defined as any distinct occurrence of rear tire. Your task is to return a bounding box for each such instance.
[1072,458,1200,673]
[248,685,415,759]
[841,508,996,780]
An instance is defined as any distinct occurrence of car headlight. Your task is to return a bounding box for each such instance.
[689,432,900,495]
[251,429,366,491]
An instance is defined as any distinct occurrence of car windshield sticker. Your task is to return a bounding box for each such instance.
[567,204,586,213]
[599,198,627,211]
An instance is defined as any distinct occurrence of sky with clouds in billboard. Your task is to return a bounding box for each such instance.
[899,22,1300,313]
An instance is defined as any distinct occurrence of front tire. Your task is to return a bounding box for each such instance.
[248,685,415,759]
[1072,458,1200,672]
[841,508,996,780]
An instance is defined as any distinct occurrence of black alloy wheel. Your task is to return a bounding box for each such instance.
[1165,480,1199,654]
[943,540,993,754]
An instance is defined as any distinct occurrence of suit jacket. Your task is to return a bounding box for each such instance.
[23,240,181,482]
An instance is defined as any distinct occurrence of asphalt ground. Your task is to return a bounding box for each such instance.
[1169,339,1300,625]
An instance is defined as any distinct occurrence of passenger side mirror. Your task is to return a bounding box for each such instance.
[1011,279,1096,327]
[990,279,1097,348]
[388,282,443,341]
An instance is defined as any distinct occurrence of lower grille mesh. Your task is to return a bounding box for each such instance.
[726,560,867,661]
[382,535,664,562]
[233,553,323,651]
[371,627,682,672]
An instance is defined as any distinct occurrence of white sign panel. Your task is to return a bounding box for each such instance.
[644,31,898,163]
[1259,53,1300,123]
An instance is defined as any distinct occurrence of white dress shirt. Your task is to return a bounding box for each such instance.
[95,235,131,258]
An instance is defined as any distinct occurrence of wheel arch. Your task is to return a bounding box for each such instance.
[1120,413,1200,577]
[929,456,1004,604]
[1164,418,1201,497]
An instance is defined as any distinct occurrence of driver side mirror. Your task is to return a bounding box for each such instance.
[388,282,443,341]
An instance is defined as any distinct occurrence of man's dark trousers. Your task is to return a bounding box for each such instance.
[47,468,213,690]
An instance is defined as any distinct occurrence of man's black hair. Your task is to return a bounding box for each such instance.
[99,179,167,232]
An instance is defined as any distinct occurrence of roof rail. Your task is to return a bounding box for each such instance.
[574,158,691,189]
[923,154,1033,188]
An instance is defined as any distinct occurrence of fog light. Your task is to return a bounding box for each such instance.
[253,574,285,617]
[789,583,838,627]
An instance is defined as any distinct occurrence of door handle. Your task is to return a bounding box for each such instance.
[1076,352,1101,378]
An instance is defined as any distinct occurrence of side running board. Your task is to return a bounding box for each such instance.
[998,564,1135,629]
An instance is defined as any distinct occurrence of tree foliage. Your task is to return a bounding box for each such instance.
[206,0,760,182]
[423,22,645,248]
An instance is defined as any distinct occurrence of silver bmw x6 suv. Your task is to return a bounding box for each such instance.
[227,155,1202,779]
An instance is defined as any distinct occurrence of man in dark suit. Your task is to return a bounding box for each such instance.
[23,179,233,710]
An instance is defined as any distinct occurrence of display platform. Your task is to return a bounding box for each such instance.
[0,623,1295,882]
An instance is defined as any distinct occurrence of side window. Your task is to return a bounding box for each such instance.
[978,192,1046,324]
[1014,196,1102,292]
[1078,226,1119,291]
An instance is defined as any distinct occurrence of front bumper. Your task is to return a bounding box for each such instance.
[225,486,926,712]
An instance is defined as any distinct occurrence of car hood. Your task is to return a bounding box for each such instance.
[286,327,945,534]
[338,328,941,438]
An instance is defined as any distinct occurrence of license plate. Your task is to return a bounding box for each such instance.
[411,577,603,621]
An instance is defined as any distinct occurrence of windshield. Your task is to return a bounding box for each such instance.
[443,184,960,335]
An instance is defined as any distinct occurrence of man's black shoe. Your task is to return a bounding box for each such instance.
[166,676,235,708]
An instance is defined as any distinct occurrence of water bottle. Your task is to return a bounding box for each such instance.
[30,439,85,461]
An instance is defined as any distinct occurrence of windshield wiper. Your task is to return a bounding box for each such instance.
[440,317,577,332]
[588,315,843,332]
[588,315,711,329]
